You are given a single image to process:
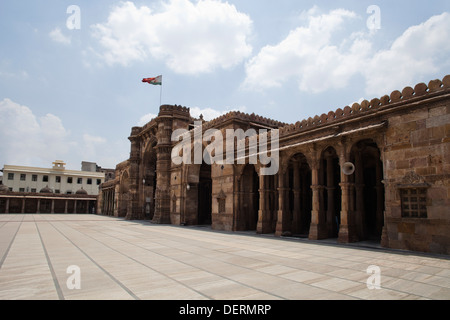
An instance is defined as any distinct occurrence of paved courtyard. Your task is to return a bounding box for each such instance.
[0,214,449,300]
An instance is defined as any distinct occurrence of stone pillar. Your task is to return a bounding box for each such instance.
[326,155,335,237]
[51,199,55,214]
[309,158,326,240]
[257,174,272,234]
[375,158,384,236]
[74,200,77,214]
[37,199,41,214]
[64,200,68,214]
[233,176,242,231]
[21,198,26,214]
[5,198,9,214]
[127,127,144,220]
[152,118,172,224]
[338,150,358,243]
[275,170,289,236]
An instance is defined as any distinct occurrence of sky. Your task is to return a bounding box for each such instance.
[1,0,449,171]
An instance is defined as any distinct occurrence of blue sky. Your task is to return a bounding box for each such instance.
[1,0,449,170]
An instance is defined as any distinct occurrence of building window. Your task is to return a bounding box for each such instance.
[32,175,38,182]
[19,188,25,192]
[87,178,92,185]
[67,177,73,184]
[66,191,72,195]
[20,174,26,181]
[400,188,428,218]
[56,176,61,183]
[43,175,49,182]
[77,178,83,184]
[97,179,102,185]
[31,188,37,193]
[8,173,14,180]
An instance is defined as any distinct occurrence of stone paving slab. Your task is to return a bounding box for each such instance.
[1,214,450,300]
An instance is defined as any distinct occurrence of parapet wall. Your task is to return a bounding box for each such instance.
[279,75,450,137]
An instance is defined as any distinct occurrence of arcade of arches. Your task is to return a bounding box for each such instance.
[98,75,450,255]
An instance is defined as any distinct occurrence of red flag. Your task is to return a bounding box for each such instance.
[142,75,162,86]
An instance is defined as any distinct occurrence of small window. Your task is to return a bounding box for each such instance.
[8,173,14,180]
[43,175,49,182]
[55,190,60,194]
[32,175,38,182]
[87,178,92,185]
[97,179,102,185]
[77,178,83,184]
[20,174,26,181]
[66,191,72,195]
[19,188,25,192]
[56,176,61,183]
[401,188,428,218]
[67,177,73,184]
[31,188,37,193]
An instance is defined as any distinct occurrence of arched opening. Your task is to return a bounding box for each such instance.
[143,141,157,220]
[239,164,260,231]
[288,153,312,237]
[350,139,385,241]
[320,147,341,238]
[198,163,212,225]
[119,171,130,218]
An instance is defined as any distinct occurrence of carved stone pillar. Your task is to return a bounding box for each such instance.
[375,158,384,236]
[338,149,358,243]
[257,174,271,234]
[309,157,326,240]
[152,118,172,224]
[275,170,289,236]
[127,127,144,220]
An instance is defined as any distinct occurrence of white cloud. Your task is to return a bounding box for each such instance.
[362,12,450,95]
[90,0,253,73]
[0,99,128,170]
[243,8,359,93]
[0,98,70,167]
[244,9,450,97]
[138,113,157,126]
[49,27,71,45]
[190,105,246,121]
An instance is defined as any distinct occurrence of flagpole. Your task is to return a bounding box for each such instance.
[160,82,163,107]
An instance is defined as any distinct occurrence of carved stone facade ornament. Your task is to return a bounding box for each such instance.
[399,171,430,187]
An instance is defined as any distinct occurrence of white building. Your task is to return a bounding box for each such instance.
[1,160,105,196]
